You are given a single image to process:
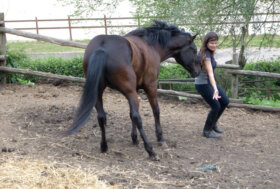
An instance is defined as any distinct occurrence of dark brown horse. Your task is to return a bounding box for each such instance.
[63,20,201,160]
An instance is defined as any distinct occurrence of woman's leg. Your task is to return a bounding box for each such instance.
[195,84,221,138]
[212,84,230,133]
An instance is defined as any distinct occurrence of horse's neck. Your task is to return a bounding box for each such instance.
[161,37,187,61]
[125,36,162,58]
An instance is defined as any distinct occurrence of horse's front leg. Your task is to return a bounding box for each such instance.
[131,123,139,145]
[144,84,167,147]
[126,90,159,161]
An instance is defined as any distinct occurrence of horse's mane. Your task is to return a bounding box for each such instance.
[126,20,191,49]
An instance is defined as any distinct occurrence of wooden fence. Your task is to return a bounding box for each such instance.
[0,13,279,112]
[4,13,280,41]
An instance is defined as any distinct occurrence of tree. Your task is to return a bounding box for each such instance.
[56,0,122,17]
[131,0,280,68]
[57,0,280,68]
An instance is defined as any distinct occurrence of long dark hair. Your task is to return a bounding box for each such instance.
[200,32,219,65]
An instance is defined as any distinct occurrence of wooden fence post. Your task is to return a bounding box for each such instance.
[68,16,73,41]
[137,18,140,28]
[266,82,271,100]
[35,17,39,34]
[231,52,239,98]
[0,13,7,87]
[104,15,108,35]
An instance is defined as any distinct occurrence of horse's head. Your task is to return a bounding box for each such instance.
[173,34,201,78]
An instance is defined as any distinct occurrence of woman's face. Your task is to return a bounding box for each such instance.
[207,40,218,51]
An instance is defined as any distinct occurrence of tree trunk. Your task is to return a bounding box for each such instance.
[238,26,248,69]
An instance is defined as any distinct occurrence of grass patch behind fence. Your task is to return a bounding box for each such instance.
[7,34,280,54]
[7,40,88,53]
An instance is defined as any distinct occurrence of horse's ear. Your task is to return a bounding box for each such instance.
[192,33,198,41]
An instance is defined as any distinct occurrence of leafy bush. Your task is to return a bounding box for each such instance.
[4,47,84,84]
[240,57,280,101]
[4,47,31,83]
[246,92,280,107]
[159,64,194,91]
[214,68,232,96]
[18,56,84,82]
[244,57,280,73]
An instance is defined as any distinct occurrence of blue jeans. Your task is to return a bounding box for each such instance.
[195,84,230,131]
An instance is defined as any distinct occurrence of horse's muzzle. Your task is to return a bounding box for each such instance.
[191,70,200,78]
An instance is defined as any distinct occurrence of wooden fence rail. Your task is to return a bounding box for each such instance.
[0,27,87,49]
[0,66,85,83]
[227,70,280,79]
[4,13,280,41]
[157,89,244,104]
[165,59,240,69]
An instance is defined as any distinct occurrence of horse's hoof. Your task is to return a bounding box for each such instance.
[158,141,168,148]
[132,139,139,145]
[150,154,160,161]
[100,143,108,153]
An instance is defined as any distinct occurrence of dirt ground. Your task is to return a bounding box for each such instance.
[0,83,279,188]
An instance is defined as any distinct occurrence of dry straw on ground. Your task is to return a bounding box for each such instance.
[0,157,117,189]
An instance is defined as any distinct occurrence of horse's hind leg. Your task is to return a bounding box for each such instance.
[95,88,108,153]
[126,91,159,160]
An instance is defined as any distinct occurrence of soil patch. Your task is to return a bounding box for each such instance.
[1,84,279,188]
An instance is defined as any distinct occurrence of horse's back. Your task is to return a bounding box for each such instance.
[83,35,132,71]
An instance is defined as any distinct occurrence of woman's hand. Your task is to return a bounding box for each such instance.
[213,89,221,100]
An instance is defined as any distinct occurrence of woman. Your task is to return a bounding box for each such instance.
[195,32,229,139]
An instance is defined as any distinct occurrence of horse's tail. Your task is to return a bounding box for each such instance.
[62,49,106,135]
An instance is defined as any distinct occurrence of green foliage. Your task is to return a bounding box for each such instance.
[245,92,280,107]
[4,48,84,84]
[240,58,280,102]
[244,57,280,73]
[158,64,194,91]
[18,56,84,82]
[131,0,279,68]
[214,68,232,96]
[4,47,31,83]
[6,46,30,68]
[217,35,280,49]
[57,0,121,17]
[159,64,190,79]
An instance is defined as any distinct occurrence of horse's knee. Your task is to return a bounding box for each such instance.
[130,112,142,126]
[153,106,160,117]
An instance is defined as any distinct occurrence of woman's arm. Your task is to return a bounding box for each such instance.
[204,60,221,100]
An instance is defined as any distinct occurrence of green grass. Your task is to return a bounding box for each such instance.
[217,34,280,49]
[7,40,89,53]
[7,35,280,54]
